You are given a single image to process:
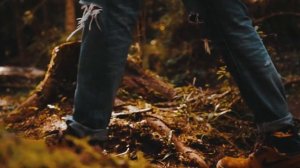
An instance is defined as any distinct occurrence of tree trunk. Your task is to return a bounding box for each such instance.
[12,0,25,58]
[65,0,76,33]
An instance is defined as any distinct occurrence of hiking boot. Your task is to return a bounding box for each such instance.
[63,115,108,146]
[217,146,300,168]
[217,127,300,168]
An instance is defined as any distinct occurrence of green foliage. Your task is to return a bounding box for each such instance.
[0,129,152,168]
[0,133,86,168]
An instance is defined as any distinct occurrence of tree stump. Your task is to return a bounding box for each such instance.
[6,42,176,123]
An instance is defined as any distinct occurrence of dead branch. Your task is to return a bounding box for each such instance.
[111,116,208,167]
[0,66,44,79]
[145,116,209,168]
[112,107,153,118]
[0,66,45,88]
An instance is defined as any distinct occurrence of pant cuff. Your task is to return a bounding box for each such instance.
[257,113,294,134]
[63,115,108,141]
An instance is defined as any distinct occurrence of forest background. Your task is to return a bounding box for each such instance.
[0,0,300,167]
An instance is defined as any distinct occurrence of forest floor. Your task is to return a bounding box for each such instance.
[0,84,256,168]
[0,48,299,168]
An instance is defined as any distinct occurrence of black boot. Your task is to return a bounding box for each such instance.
[63,115,108,146]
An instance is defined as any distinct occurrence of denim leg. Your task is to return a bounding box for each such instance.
[73,0,141,129]
[198,0,294,133]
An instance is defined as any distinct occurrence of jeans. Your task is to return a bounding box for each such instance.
[73,0,140,129]
[74,0,294,133]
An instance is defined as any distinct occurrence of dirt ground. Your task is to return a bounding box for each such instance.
[1,77,298,167]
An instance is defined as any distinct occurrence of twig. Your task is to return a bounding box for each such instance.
[112,107,152,118]
[207,90,231,100]
[114,148,130,157]
[154,101,179,108]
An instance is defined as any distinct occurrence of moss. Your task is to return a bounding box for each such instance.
[0,130,152,168]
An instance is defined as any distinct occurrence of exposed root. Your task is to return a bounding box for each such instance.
[145,116,209,168]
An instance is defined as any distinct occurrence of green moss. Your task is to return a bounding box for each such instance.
[0,130,152,168]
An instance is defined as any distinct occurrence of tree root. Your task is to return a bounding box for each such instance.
[144,116,209,168]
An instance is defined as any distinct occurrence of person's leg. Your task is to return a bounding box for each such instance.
[192,0,300,167]
[69,0,141,136]
[200,0,294,134]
